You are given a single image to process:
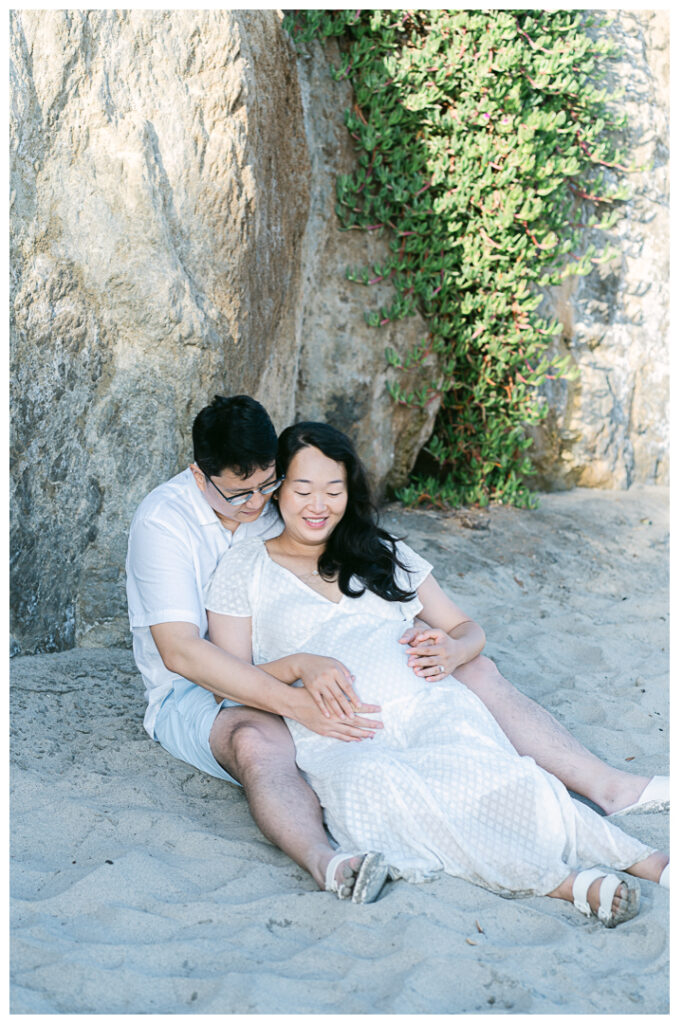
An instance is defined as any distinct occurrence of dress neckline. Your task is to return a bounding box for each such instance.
[262,541,345,606]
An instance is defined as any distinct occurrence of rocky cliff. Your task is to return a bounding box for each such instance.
[9,9,438,654]
[10,10,668,655]
[10,10,310,652]
[530,10,669,489]
[293,37,439,493]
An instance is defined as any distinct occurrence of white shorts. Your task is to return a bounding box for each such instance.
[153,679,242,785]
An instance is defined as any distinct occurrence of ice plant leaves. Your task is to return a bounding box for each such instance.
[285,10,628,507]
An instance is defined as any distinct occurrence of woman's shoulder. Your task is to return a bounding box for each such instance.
[387,536,433,580]
[211,536,267,584]
[205,538,267,612]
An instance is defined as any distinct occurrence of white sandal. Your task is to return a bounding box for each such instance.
[324,851,389,904]
[572,867,640,928]
[659,864,670,888]
[608,775,669,818]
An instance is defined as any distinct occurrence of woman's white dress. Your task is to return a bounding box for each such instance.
[205,538,652,895]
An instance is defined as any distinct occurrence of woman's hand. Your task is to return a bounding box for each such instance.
[286,685,383,741]
[399,626,462,683]
[297,653,363,719]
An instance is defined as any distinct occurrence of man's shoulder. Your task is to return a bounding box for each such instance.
[130,469,199,532]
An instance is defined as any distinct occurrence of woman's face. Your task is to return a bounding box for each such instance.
[277,445,348,547]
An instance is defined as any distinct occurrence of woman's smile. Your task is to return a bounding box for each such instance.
[302,514,330,530]
[277,446,348,548]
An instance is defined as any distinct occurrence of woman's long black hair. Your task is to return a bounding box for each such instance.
[276,422,415,603]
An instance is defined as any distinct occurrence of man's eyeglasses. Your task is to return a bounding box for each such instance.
[202,470,284,507]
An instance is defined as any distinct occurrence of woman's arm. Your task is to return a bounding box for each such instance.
[406,574,486,682]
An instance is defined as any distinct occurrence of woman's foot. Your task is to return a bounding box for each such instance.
[550,869,640,927]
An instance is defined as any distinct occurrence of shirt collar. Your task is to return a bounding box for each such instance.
[183,467,220,527]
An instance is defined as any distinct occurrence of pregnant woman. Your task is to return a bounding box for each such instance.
[205,422,669,926]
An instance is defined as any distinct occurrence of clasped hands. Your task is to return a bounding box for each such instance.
[296,625,460,731]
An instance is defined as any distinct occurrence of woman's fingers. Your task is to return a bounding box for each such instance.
[317,681,380,722]
[349,711,383,731]
[316,671,360,719]
[325,723,379,741]
[312,689,331,717]
[427,664,446,678]
[413,666,446,681]
[328,691,353,720]
[409,629,444,646]
[334,672,361,710]
[411,656,450,679]
[408,649,445,667]
[408,639,443,656]
[398,626,422,645]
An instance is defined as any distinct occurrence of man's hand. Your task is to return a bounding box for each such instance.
[296,653,363,719]
[399,626,461,682]
[286,685,383,742]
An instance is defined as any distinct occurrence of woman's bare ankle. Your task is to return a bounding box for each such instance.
[625,851,669,884]
[548,873,576,903]
[595,772,651,815]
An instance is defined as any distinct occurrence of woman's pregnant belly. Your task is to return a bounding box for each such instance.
[306,613,425,706]
[284,613,431,758]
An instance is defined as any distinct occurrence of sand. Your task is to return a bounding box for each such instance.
[10,485,669,1014]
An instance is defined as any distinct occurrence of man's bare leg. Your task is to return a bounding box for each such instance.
[454,655,653,814]
[209,706,363,891]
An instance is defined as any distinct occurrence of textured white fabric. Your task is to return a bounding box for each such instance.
[126,468,282,737]
[205,537,653,895]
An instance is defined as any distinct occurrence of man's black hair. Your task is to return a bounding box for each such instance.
[192,395,277,478]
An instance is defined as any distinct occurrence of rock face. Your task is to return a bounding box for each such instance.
[10,9,310,653]
[9,10,669,655]
[293,38,439,493]
[529,10,669,490]
[9,9,438,655]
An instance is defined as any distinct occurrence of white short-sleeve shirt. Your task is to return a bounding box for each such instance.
[126,468,282,737]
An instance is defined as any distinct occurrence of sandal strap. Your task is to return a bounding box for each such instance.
[595,873,622,924]
[324,851,361,899]
[572,867,605,917]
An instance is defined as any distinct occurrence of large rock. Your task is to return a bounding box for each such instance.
[293,38,439,494]
[530,10,669,489]
[9,10,668,655]
[10,9,310,653]
[9,9,440,657]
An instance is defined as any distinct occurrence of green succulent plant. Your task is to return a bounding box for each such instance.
[285,9,629,507]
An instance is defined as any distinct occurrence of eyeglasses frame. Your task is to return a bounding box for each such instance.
[201,468,284,507]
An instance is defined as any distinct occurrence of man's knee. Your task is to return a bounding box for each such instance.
[456,653,504,693]
[210,709,296,781]
[457,654,533,722]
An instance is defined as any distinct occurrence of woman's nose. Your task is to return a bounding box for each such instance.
[309,493,326,512]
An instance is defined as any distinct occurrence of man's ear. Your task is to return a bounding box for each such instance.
[189,463,206,491]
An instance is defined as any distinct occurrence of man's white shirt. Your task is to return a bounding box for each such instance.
[126,467,283,738]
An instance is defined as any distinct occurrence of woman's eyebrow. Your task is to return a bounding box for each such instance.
[292,478,345,485]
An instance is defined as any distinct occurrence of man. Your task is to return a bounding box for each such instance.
[126,394,668,901]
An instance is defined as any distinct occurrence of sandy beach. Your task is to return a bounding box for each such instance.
[10,485,669,1014]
